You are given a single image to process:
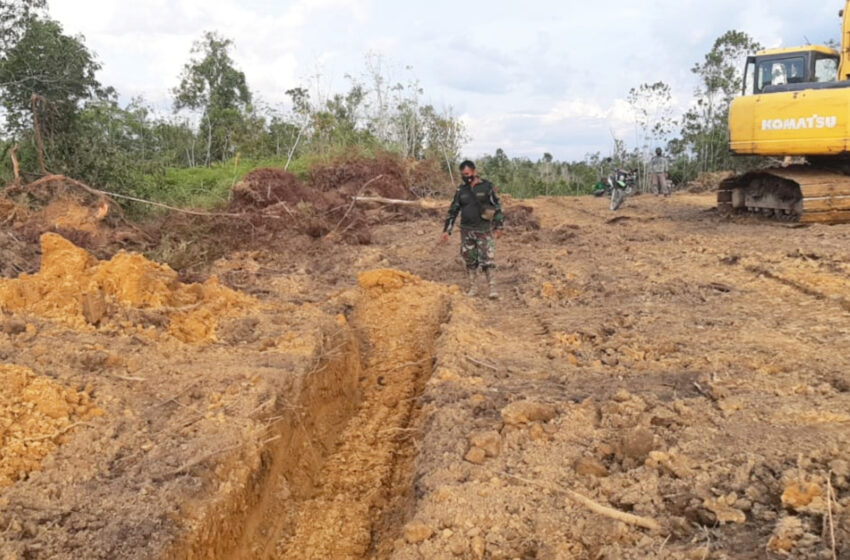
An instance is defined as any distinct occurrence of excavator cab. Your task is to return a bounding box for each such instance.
[719,3,850,223]
[742,47,840,95]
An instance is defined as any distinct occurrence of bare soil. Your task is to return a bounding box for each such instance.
[2,192,850,559]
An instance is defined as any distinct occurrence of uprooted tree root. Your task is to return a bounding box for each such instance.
[0,174,154,270]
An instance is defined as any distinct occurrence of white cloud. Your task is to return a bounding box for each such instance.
[44,0,841,159]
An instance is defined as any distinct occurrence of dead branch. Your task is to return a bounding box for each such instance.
[109,374,147,382]
[496,470,665,533]
[354,195,447,209]
[22,174,249,221]
[465,355,499,371]
[261,435,282,446]
[326,174,385,237]
[10,144,20,185]
[354,195,422,206]
[827,471,837,560]
[31,95,47,175]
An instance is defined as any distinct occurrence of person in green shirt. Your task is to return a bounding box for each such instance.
[440,160,504,299]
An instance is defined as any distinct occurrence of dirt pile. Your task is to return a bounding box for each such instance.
[1,175,146,257]
[0,364,103,488]
[0,229,39,278]
[228,167,371,243]
[307,151,413,198]
[0,245,349,559]
[503,203,540,230]
[226,154,455,245]
[229,168,315,209]
[0,233,254,342]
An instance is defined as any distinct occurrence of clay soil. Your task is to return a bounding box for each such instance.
[2,192,850,559]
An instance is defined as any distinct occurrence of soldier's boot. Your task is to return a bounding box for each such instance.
[485,268,498,299]
[466,268,479,296]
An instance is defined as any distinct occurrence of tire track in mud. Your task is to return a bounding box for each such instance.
[258,270,450,559]
[744,264,850,312]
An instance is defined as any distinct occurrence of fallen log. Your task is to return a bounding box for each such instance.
[353,196,447,209]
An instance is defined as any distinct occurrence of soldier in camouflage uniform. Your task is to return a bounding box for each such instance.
[440,160,504,298]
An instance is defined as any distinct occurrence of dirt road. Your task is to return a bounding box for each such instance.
[2,192,849,559]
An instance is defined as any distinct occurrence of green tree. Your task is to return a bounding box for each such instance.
[627,81,676,190]
[627,81,676,148]
[681,30,762,173]
[0,17,104,135]
[0,0,46,52]
[311,83,371,153]
[0,15,106,177]
[420,105,466,183]
[173,31,252,165]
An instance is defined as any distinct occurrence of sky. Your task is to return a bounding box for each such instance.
[48,0,842,161]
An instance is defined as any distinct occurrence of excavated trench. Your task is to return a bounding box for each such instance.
[166,269,451,560]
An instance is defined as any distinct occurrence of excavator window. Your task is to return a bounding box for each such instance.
[744,59,757,95]
[815,55,839,82]
[754,56,806,92]
[744,51,841,95]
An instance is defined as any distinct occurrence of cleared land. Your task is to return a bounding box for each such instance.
[1,190,849,559]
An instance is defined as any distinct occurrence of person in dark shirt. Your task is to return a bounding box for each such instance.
[440,160,504,298]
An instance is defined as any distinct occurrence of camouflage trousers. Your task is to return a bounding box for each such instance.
[460,228,496,270]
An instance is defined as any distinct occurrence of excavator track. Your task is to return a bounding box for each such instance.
[718,166,850,224]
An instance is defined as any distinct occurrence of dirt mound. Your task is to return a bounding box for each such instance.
[227,167,371,244]
[1,176,150,267]
[3,176,113,229]
[504,204,540,230]
[230,169,315,210]
[0,364,103,488]
[0,233,254,342]
[307,151,412,199]
[687,171,735,193]
[226,152,453,245]
[409,158,455,198]
[153,156,453,272]
[0,229,40,277]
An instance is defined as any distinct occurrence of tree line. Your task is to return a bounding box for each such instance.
[1,1,795,201]
[473,30,768,197]
[0,1,466,203]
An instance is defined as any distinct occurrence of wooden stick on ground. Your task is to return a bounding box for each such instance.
[827,471,838,560]
[354,195,423,206]
[353,195,448,209]
[496,470,665,533]
[465,355,499,371]
[24,174,247,218]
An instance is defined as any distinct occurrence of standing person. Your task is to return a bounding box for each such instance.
[648,147,671,197]
[440,160,504,298]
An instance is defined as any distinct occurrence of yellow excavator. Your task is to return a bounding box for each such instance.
[718,1,850,223]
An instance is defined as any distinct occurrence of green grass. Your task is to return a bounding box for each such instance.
[130,156,311,212]
[122,146,597,218]
[134,146,382,211]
